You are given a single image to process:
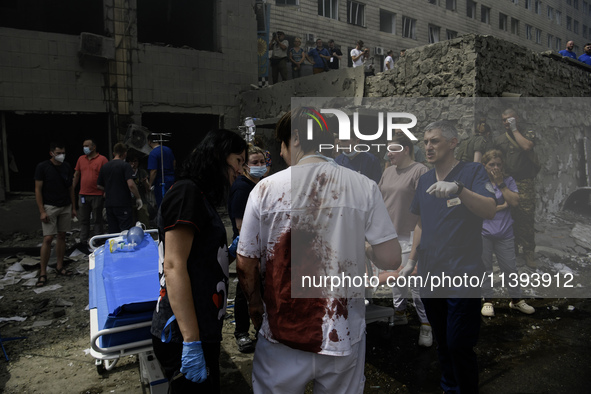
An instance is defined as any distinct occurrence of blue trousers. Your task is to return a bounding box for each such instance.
[422,298,481,394]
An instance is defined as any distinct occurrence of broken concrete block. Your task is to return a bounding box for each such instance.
[571,223,591,251]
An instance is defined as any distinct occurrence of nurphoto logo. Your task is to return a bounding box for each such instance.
[304,108,418,153]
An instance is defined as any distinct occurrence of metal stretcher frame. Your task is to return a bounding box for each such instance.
[88,230,159,372]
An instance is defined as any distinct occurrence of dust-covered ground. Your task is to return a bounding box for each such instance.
[0,209,590,393]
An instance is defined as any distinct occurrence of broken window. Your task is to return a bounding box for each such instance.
[402,16,416,39]
[137,0,216,51]
[379,9,396,34]
[0,0,103,36]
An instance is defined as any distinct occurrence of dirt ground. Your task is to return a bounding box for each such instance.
[0,209,589,393]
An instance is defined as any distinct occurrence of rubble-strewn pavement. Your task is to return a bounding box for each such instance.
[0,209,589,393]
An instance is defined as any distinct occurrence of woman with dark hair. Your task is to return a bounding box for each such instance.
[150,129,247,393]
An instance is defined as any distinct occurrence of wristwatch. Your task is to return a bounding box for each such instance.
[498,182,507,189]
[454,180,464,195]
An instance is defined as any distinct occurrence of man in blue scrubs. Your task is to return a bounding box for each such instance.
[403,120,496,393]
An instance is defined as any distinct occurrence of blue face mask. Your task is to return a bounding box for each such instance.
[249,165,267,178]
[83,147,92,155]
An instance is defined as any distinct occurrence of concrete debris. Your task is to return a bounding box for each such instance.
[32,284,62,294]
[19,257,40,267]
[55,298,74,307]
[30,320,53,328]
[7,262,25,272]
[570,223,591,251]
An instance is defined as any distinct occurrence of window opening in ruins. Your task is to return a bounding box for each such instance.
[137,0,216,51]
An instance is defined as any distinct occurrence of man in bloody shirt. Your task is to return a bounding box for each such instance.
[237,108,401,393]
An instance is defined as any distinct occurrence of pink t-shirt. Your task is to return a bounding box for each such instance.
[75,154,108,195]
[378,161,428,239]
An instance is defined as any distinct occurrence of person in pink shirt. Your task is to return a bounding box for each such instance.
[73,138,108,249]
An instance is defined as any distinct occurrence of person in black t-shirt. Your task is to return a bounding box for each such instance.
[150,130,247,393]
[228,145,267,353]
[97,143,142,234]
[327,39,343,70]
[34,142,77,287]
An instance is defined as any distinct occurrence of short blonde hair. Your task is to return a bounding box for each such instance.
[248,144,266,157]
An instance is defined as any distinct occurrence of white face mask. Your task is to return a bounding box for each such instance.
[54,153,65,163]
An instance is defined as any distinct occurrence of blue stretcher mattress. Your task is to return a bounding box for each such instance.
[89,234,160,348]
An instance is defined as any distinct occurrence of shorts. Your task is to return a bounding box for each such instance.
[252,334,366,394]
[41,204,72,236]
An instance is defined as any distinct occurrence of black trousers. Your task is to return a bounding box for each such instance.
[151,336,220,394]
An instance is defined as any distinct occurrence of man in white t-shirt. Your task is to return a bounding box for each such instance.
[237,107,401,393]
[383,49,394,71]
[351,40,364,67]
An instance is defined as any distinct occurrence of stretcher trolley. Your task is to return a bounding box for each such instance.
[88,228,168,393]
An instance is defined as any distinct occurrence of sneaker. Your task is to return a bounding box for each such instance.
[235,334,255,353]
[392,311,408,326]
[509,300,535,315]
[481,302,495,317]
[418,324,433,347]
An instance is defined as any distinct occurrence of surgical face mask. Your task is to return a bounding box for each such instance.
[83,146,92,155]
[54,153,65,163]
[249,165,267,178]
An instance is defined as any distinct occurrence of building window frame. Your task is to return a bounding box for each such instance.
[318,0,338,19]
[467,0,477,19]
[402,16,417,39]
[379,9,396,34]
[481,5,490,24]
[499,13,508,31]
[428,24,441,43]
[347,1,365,27]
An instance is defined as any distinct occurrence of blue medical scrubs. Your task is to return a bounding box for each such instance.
[410,161,495,393]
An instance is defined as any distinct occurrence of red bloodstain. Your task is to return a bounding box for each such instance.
[265,228,326,353]
[329,328,339,342]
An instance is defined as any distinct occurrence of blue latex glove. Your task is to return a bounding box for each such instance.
[180,341,207,383]
[228,236,239,258]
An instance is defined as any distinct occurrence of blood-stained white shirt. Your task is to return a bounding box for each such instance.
[239,161,397,355]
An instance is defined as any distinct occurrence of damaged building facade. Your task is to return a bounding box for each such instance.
[0,0,258,199]
[239,34,591,217]
[268,0,591,73]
